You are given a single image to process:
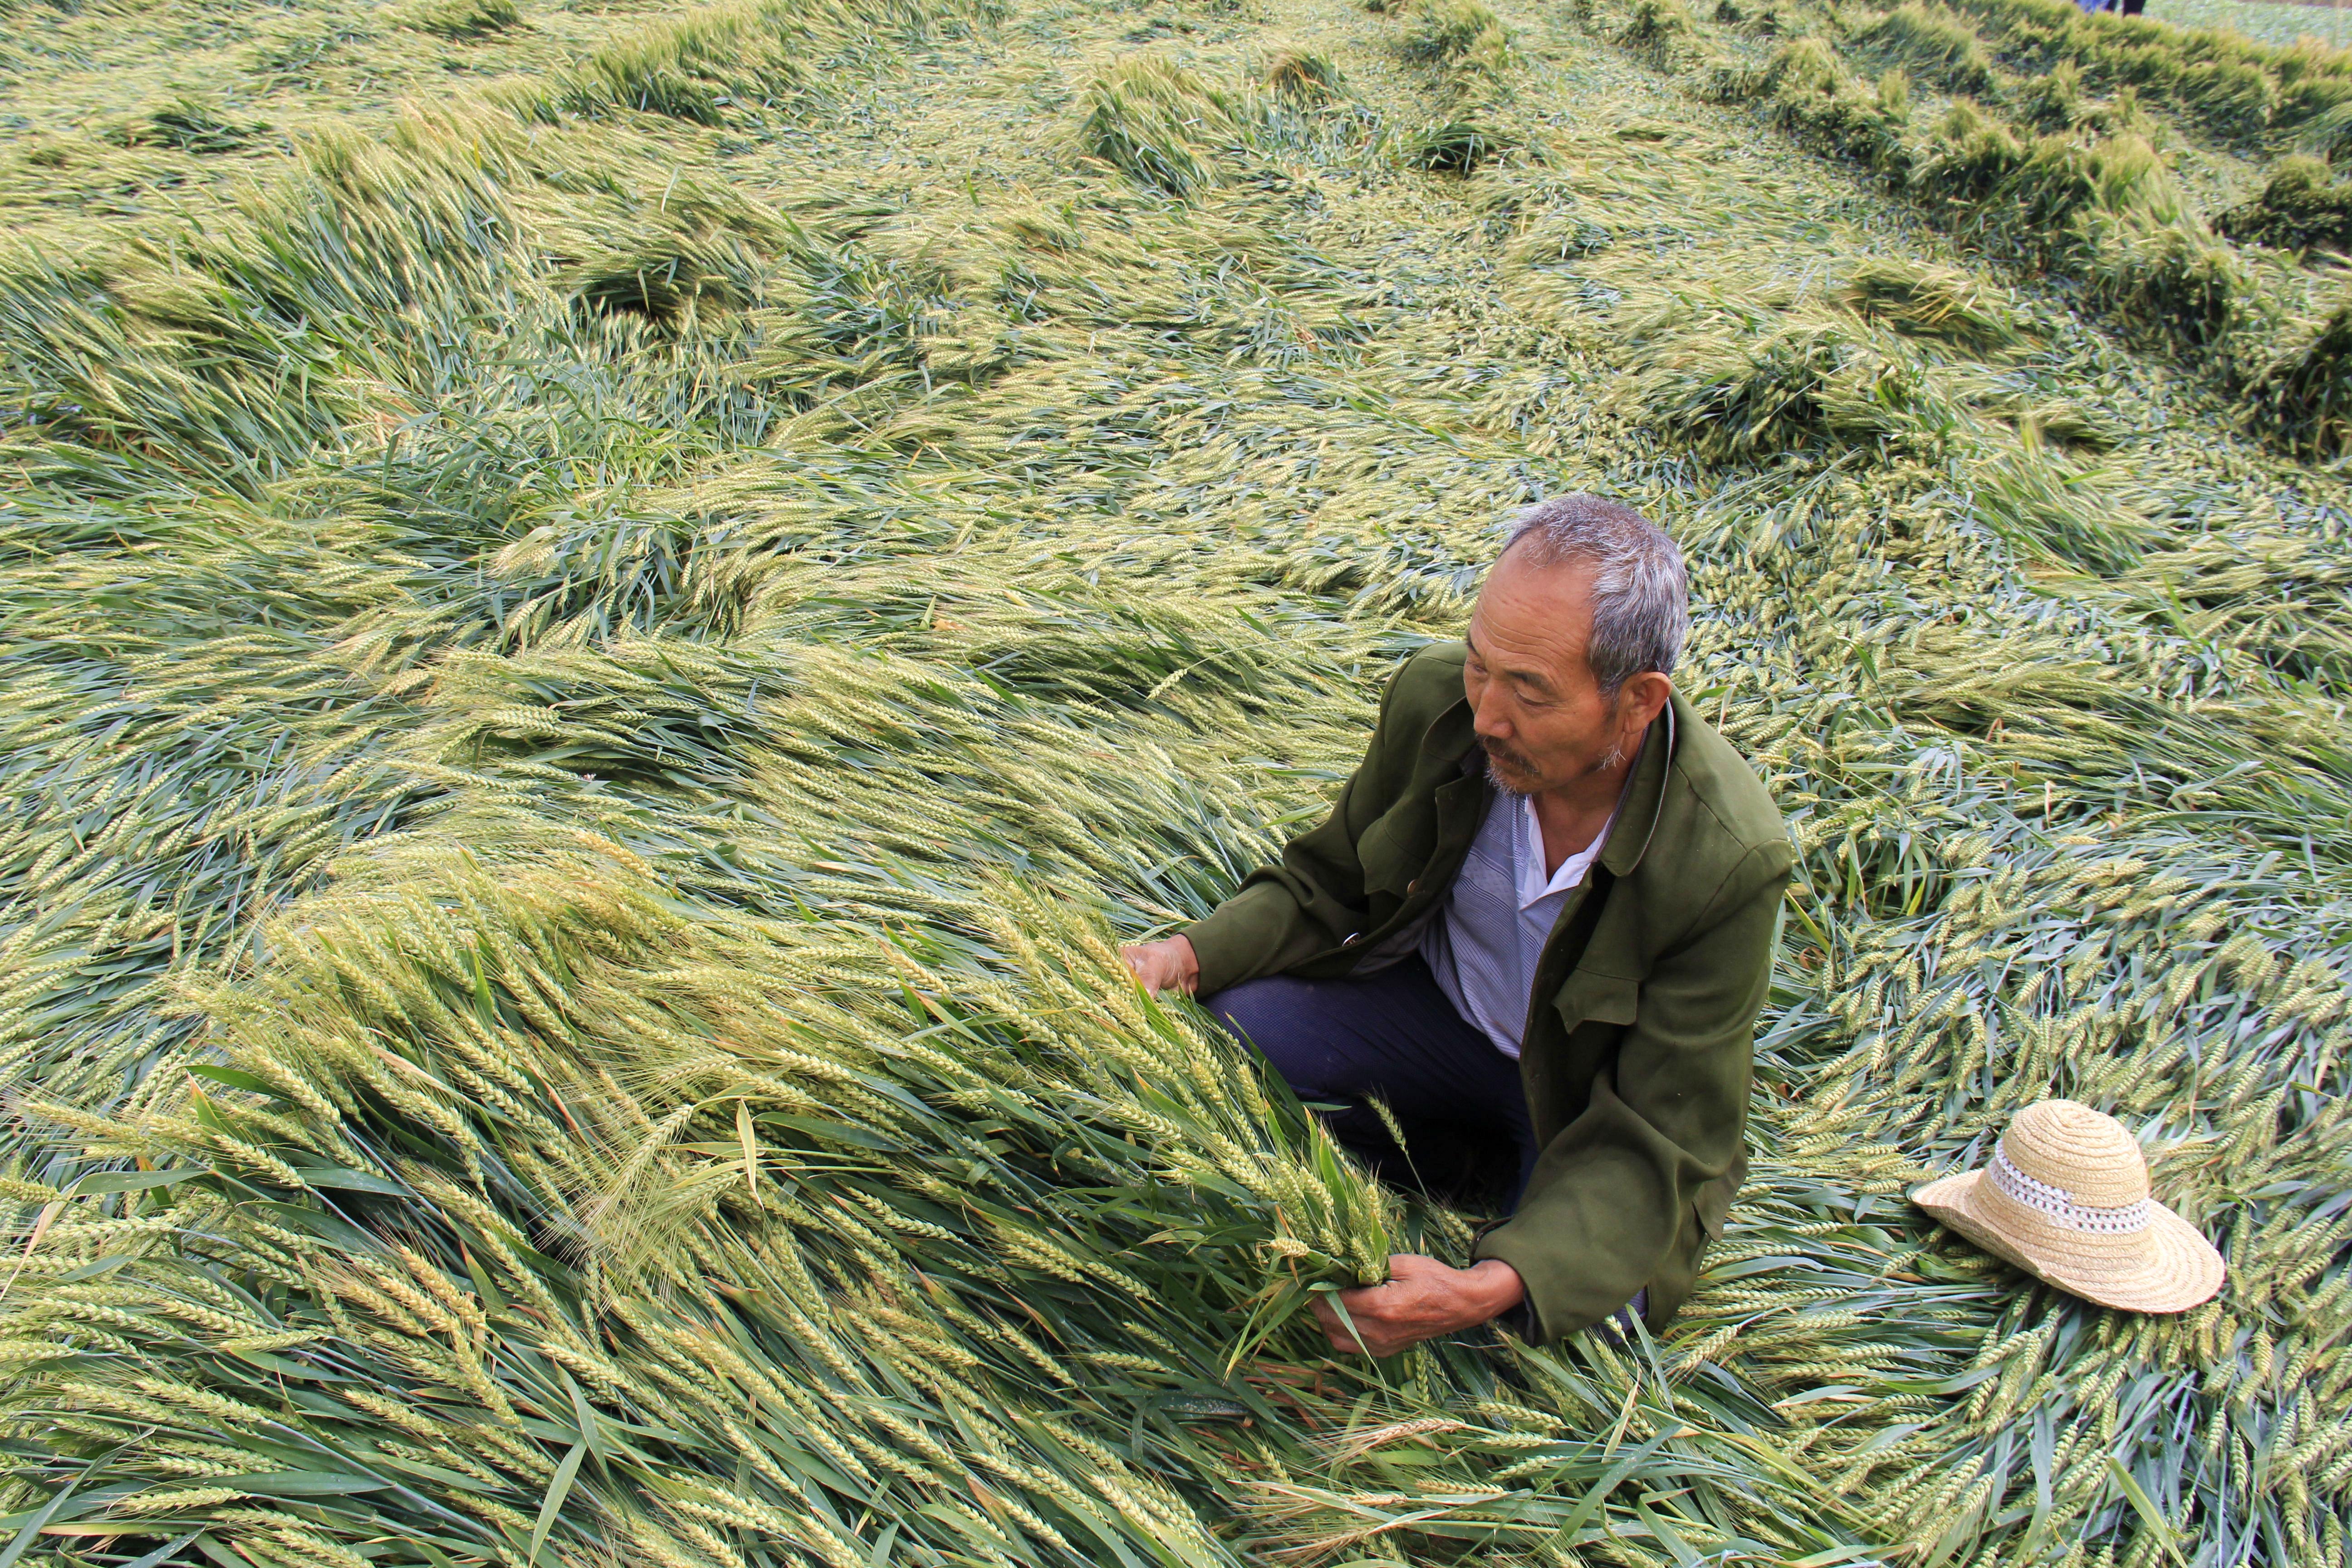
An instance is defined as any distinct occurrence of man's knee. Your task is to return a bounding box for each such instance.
[1200,976,1292,1050]
[1200,976,1334,1095]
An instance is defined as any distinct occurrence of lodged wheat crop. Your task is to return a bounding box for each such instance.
[2,1,2349,1567]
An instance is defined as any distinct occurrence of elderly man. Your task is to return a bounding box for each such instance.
[1123,495,1791,1355]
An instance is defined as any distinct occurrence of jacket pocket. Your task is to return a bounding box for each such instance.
[1552,966,1639,1033]
[1354,804,1434,896]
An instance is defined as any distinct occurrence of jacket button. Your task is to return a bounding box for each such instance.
[1407,878,1420,894]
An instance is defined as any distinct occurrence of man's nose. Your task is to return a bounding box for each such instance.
[1471,689,1511,738]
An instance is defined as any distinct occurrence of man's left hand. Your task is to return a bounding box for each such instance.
[1311,1255,1525,1357]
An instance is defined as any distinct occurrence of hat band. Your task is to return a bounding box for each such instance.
[1989,1144,2152,1235]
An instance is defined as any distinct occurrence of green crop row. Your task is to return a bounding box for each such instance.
[1641,3,2352,457]
[1936,0,2352,143]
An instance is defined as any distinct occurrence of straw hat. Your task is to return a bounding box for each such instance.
[1912,1100,2224,1314]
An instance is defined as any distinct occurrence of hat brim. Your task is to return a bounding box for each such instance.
[1913,1170,2225,1314]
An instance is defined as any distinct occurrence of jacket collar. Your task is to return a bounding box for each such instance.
[1600,695,1675,877]
[1420,687,1679,878]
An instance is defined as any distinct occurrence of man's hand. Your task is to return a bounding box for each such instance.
[1121,936,1201,996]
[1312,1255,1525,1357]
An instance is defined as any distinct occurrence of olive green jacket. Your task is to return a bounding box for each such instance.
[1184,642,1792,1344]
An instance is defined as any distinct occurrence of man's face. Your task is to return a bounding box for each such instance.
[1463,548,1656,797]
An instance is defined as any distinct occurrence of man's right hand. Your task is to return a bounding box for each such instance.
[1120,935,1201,996]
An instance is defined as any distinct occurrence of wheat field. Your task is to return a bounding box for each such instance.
[2,0,2347,1565]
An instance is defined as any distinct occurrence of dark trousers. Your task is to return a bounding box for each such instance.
[1204,955,1540,1212]
[1205,955,1649,1334]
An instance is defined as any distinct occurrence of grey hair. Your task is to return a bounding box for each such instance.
[1500,494,1688,700]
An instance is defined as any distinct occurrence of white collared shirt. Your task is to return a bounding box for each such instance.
[1419,790,1614,1059]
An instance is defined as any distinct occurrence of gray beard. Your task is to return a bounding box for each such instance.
[1483,741,1626,797]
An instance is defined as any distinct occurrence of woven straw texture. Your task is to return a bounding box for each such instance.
[1914,1101,2225,1314]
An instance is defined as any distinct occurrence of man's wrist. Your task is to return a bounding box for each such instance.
[1460,1259,1525,1324]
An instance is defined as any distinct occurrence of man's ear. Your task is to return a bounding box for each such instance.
[1621,670,1674,731]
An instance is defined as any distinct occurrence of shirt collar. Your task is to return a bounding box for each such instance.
[1424,688,1679,880]
[1517,791,1614,906]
